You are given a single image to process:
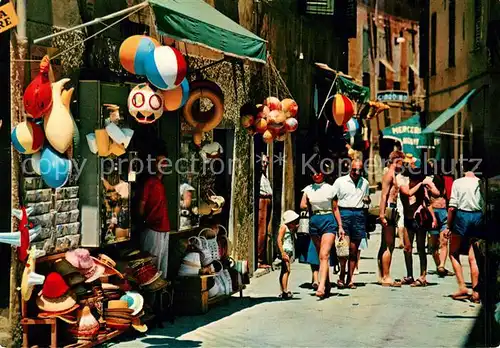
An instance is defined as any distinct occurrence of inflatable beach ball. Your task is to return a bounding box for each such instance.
[285,118,298,132]
[119,35,160,75]
[40,146,72,188]
[161,78,189,111]
[345,118,360,138]
[332,94,355,126]
[281,98,298,118]
[144,46,187,90]
[11,121,44,154]
[31,152,41,175]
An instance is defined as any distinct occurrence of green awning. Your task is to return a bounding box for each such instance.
[382,114,441,161]
[422,89,477,134]
[149,0,267,63]
[336,76,370,104]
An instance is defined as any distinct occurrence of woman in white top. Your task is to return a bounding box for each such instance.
[300,171,344,298]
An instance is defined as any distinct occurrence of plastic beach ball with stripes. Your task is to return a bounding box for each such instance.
[332,93,355,126]
[11,121,44,154]
[344,117,360,138]
[119,35,160,75]
[161,78,190,111]
[144,46,187,90]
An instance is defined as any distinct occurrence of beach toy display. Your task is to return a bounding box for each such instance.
[161,78,190,111]
[40,146,72,188]
[11,121,44,154]
[281,98,298,118]
[119,35,160,75]
[332,93,355,126]
[24,56,53,119]
[128,83,164,124]
[44,78,75,154]
[144,46,187,90]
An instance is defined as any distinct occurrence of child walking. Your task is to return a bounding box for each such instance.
[277,210,300,299]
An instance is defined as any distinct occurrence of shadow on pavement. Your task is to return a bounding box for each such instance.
[141,336,203,347]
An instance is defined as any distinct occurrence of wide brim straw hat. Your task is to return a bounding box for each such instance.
[21,248,45,301]
[283,210,300,224]
[36,292,77,313]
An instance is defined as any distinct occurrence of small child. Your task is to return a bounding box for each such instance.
[277,210,300,299]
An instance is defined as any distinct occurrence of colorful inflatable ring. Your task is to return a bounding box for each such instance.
[183,88,224,133]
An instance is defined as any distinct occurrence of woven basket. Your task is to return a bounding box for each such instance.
[335,237,350,258]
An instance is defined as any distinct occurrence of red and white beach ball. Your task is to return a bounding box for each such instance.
[256,104,270,119]
[264,97,282,112]
[281,98,298,118]
[255,118,268,133]
[11,121,44,154]
[119,35,160,76]
[285,118,298,132]
[332,94,355,126]
[345,117,360,137]
[161,78,190,111]
[144,46,187,90]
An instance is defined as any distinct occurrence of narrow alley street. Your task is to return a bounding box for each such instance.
[111,230,480,348]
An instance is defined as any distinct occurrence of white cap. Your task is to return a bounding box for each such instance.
[282,210,299,224]
[180,183,195,197]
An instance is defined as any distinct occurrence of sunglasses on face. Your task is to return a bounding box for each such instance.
[351,169,362,174]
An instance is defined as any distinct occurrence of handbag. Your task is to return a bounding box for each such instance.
[335,236,350,258]
[298,211,309,234]
[188,236,213,266]
[199,228,219,261]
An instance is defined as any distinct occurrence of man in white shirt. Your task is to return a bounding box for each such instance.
[447,161,484,302]
[332,159,370,289]
[258,155,273,268]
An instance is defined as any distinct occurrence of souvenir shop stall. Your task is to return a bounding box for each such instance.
[7,0,269,347]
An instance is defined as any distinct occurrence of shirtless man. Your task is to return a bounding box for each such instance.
[378,150,405,286]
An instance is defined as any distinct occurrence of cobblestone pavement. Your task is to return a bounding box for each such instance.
[112,230,480,348]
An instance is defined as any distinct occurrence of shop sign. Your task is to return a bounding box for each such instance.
[376,90,409,103]
[0,2,18,33]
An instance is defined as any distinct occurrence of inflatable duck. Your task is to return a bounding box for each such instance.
[44,78,75,154]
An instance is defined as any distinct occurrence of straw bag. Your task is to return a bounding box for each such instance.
[199,228,219,261]
[298,211,309,234]
[188,236,213,266]
[215,269,232,295]
[178,252,201,277]
[335,237,350,258]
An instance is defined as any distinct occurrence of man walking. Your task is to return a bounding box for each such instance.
[258,154,273,268]
[378,150,405,287]
[332,159,370,289]
[448,161,484,302]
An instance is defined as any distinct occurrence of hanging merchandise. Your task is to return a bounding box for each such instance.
[263,130,274,144]
[264,96,282,111]
[256,104,270,119]
[284,117,298,132]
[30,152,41,175]
[344,117,360,138]
[144,45,187,90]
[21,247,46,301]
[119,35,161,75]
[281,98,298,118]
[183,80,224,145]
[23,55,53,119]
[267,110,286,131]
[0,208,40,250]
[332,93,355,126]
[44,79,75,154]
[40,146,72,188]
[11,120,44,154]
[255,118,268,134]
[161,78,190,111]
[239,103,257,130]
[128,83,164,124]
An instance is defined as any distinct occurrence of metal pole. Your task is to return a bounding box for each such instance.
[33,1,149,44]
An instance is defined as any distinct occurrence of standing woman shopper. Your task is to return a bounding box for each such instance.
[300,171,344,299]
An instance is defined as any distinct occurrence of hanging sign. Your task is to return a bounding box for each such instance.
[376,90,409,103]
[0,2,18,33]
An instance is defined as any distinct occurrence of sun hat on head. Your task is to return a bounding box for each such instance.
[404,153,417,164]
[283,210,300,224]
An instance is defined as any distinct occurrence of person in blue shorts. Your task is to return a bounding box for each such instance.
[448,161,484,302]
[300,170,344,299]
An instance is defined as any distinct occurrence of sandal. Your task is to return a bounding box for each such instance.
[449,292,471,301]
[411,278,428,287]
[437,267,455,277]
[286,291,294,299]
[279,292,290,300]
[347,283,357,289]
[337,280,345,289]
[401,277,415,285]
[381,279,402,287]
[312,282,319,291]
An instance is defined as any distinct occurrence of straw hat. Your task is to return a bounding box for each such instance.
[142,276,170,293]
[120,291,144,316]
[98,254,124,279]
[37,291,77,313]
[38,304,80,318]
[107,300,129,310]
[131,316,148,333]
[282,210,300,224]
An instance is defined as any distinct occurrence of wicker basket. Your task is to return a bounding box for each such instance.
[335,237,350,258]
